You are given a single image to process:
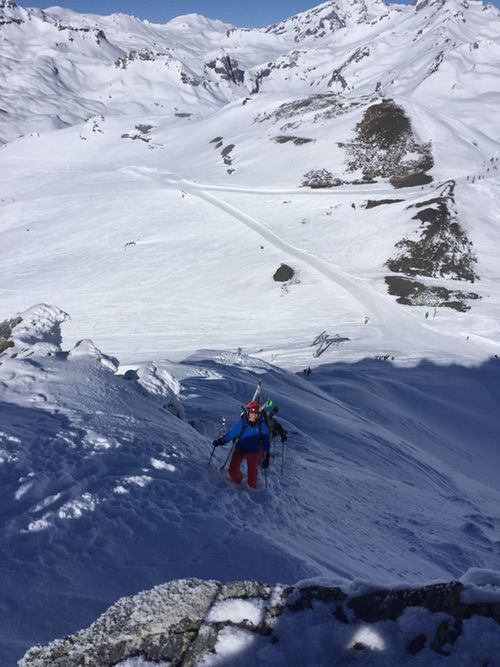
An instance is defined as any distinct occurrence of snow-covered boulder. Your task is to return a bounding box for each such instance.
[0,304,68,359]
[124,362,185,419]
[68,338,119,372]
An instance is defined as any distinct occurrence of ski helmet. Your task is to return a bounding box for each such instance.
[246,401,260,413]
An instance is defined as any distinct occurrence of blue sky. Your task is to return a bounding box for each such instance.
[23,0,419,27]
[22,0,498,27]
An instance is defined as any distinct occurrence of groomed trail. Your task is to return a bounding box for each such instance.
[123,166,495,357]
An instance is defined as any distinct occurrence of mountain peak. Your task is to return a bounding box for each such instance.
[413,0,469,11]
[264,0,388,42]
[165,13,233,32]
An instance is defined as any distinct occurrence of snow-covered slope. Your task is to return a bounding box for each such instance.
[1,306,500,664]
[1,0,500,663]
[1,0,500,365]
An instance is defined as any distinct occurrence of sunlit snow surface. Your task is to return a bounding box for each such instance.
[1,0,500,663]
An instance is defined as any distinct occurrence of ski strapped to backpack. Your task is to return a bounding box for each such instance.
[210,380,285,478]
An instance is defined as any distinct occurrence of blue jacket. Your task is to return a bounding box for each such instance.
[222,415,270,454]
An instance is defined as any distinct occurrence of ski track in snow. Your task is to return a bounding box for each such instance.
[124,167,407,323]
[124,166,498,355]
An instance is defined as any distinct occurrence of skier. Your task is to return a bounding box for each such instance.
[212,401,270,488]
[262,406,287,458]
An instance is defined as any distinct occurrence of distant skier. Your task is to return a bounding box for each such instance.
[212,401,270,488]
[425,311,429,320]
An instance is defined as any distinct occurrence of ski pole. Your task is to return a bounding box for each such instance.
[208,446,216,466]
[220,442,235,471]
[210,416,226,466]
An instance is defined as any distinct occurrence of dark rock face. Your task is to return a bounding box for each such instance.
[0,0,21,26]
[221,143,235,165]
[273,264,295,282]
[265,5,345,41]
[20,578,500,666]
[348,581,463,622]
[385,180,480,310]
[256,92,364,127]
[387,192,478,281]
[431,618,463,656]
[206,56,244,85]
[273,135,315,145]
[115,49,157,69]
[407,633,427,654]
[327,46,371,88]
[344,99,434,184]
[365,198,404,209]
[0,315,21,355]
[385,276,480,312]
[390,172,433,188]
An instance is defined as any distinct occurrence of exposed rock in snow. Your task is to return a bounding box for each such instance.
[343,99,434,184]
[385,276,480,311]
[20,575,500,666]
[385,180,480,309]
[205,55,245,86]
[273,264,295,282]
[0,304,68,359]
[264,0,388,42]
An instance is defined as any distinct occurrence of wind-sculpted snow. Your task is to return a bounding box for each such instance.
[20,575,500,666]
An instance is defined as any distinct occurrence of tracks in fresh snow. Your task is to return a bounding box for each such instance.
[124,166,396,323]
[187,187,387,320]
[123,166,498,356]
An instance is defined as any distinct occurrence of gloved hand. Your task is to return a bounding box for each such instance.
[262,453,270,470]
[212,437,225,447]
[281,431,288,444]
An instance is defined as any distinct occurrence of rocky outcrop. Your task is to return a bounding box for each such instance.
[273,135,315,146]
[0,0,22,26]
[385,180,480,310]
[115,48,157,69]
[0,315,21,355]
[344,99,433,185]
[255,93,366,127]
[20,577,500,666]
[205,55,244,85]
[387,181,478,283]
[273,264,295,282]
[302,168,343,188]
[385,276,480,312]
[264,1,386,42]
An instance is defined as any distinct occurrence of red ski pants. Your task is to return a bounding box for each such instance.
[229,449,261,488]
